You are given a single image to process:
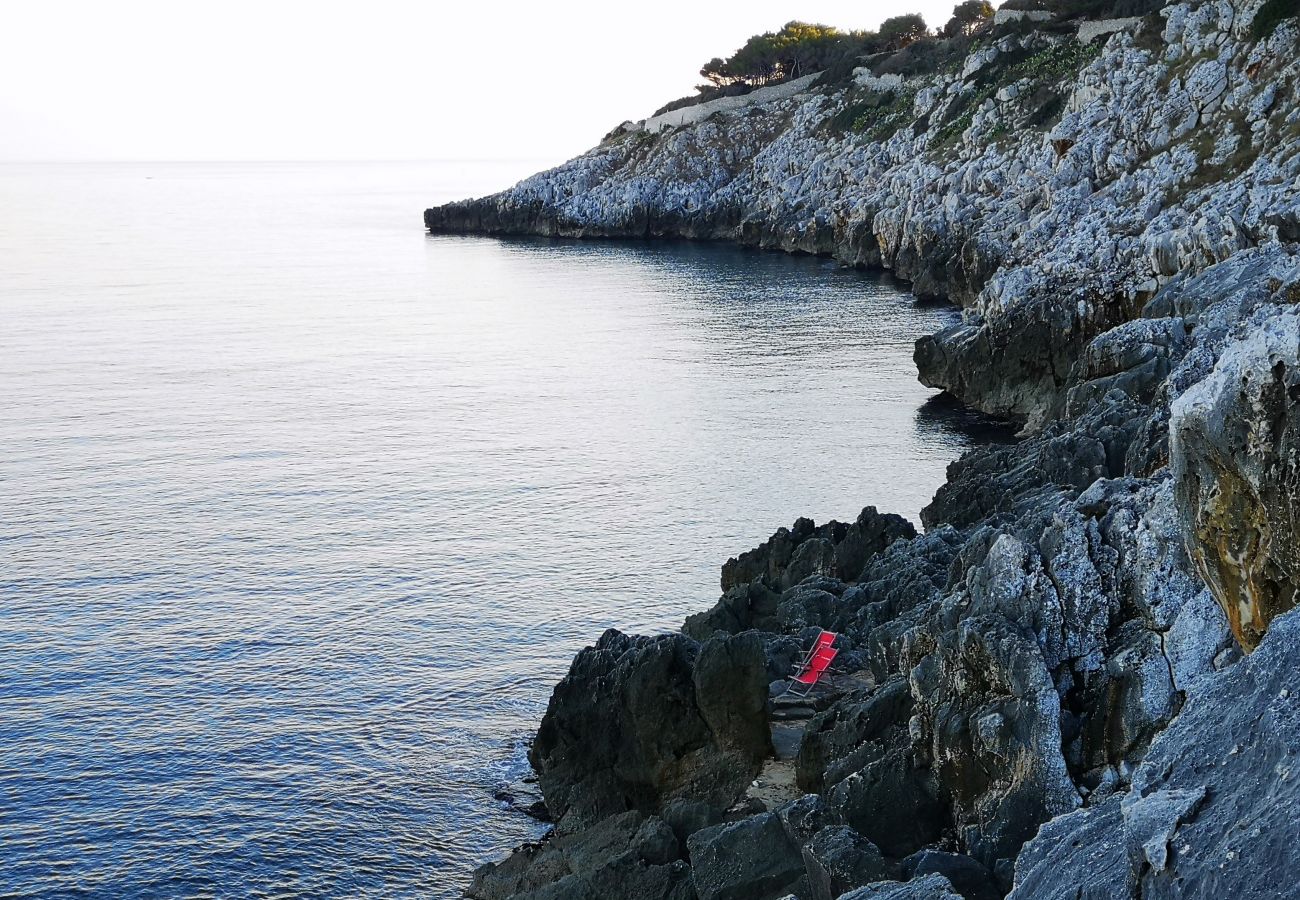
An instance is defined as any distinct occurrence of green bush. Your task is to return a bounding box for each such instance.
[943,0,995,37]
[933,40,1101,146]
[700,21,885,88]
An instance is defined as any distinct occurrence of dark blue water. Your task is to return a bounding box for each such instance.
[0,161,994,897]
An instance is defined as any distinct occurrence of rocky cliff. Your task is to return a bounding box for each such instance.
[430,1,1300,897]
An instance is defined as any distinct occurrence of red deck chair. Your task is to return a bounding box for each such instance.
[784,630,839,698]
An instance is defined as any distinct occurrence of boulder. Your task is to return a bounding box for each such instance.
[826,743,949,859]
[687,812,805,900]
[1006,798,1132,900]
[802,827,892,900]
[530,629,770,832]
[796,679,913,794]
[836,873,964,900]
[466,811,691,900]
[721,510,915,595]
[900,850,1000,900]
[1170,307,1300,650]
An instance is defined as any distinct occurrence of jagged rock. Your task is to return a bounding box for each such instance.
[836,873,964,900]
[802,827,892,900]
[826,742,949,859]
[720,509,915,595]
[1170,307,1300,650]
[910,616,1080,874]
[796,679,913,794]
[684,582,781,639]
[446,5,1300,897]
[1076,620,1178,771]
[1006,797,1132,899]
[530,629,770,832]
[466,810,691,900]
[921,395,1145,531]
[1064,318,1188,418]
[687,812,805,900]
[900,850,1000,900]
[1011,608,1300,898]
[776,794,835,847]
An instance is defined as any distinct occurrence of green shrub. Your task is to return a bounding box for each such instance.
[933,39,1101,146]
[699,21,886,88]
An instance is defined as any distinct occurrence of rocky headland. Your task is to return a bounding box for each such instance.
[428,1,1300,896]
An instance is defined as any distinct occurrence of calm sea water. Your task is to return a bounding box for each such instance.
[0,161,1004,897]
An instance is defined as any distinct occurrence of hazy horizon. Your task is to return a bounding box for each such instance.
[2,0,970,165]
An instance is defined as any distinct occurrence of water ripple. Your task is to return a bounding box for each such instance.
[0,161,1011,898]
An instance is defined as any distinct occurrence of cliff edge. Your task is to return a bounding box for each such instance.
[430,1,1300,897]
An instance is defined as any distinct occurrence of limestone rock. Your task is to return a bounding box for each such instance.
[900,850,1000,900]
[466,811,691,900]
[687,812,805,900]
[530,629,770,832]
[1170,307,1300,650]
[802,827,892,900]
[836,873,964,900]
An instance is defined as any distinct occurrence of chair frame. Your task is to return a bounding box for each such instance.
[782,630,839,698]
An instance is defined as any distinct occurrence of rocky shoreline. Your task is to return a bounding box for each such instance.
[428,1,1300,897]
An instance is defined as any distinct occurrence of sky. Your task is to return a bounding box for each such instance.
[0,0,965,163]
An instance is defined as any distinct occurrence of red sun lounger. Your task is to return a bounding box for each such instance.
[784,630,840,698]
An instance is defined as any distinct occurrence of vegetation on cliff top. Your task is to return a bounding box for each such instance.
[696,18,931,90]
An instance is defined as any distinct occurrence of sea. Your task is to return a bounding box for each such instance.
[0,160,1007,897]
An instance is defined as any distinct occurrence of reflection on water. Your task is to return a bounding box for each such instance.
[915,393,1020,446]
[0,162,1005,898]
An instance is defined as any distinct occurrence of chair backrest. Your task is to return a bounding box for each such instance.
[809,646,837,676]
[794,646,838,684]
[815,630,837,651]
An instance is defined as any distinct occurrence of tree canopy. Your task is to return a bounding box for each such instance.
[942,0,995,37]
[878,14,930,49]
[697,14,939,92]
[700,21,854,87]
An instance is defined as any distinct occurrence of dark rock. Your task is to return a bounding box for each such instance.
[1063,318,1187,419]
[901,850,1000,900]
[1006,797,1132,899]
[687,812,805,900]
[684,582,781,639]
[802,826,892,900]
[721,509,915,595]
[662,797,724,848]
[466,810,690,900]
[530,629,770,832]
[776,794,834,846]
[921,395,1146,532]
[833,508,920,582]
[1075,620,1178,771]
[911,617,1079,873]
[796,679,913,794]
[827,742,949,859]
[836,873,964,899]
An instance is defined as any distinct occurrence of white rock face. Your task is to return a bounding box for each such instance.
[640,74,821,134]
[1077,17,1144,44]
[994,8,1054,25]
[852,70,906,91]
[428,0,1300,429]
